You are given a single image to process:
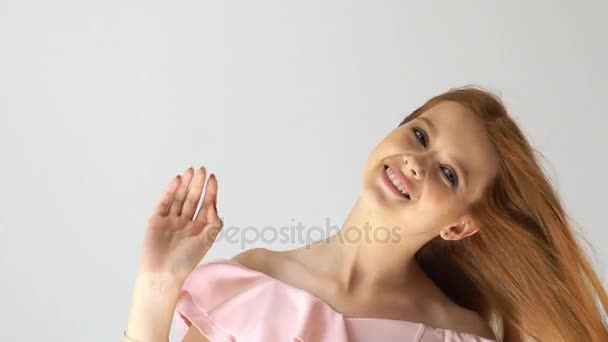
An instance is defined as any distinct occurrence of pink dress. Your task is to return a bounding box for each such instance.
[174,259,497,342]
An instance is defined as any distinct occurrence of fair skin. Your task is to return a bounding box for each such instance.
[275,101,499,337]
[125,101,498,341]
[124,167,222,342]
[285,100,500,294]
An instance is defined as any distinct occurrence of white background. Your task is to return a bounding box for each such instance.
[0,1,606,341]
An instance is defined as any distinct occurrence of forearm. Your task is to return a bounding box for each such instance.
[125,272,183,342]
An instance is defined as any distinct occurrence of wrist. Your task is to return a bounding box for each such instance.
[125,272,184,342]
[133,271,183,296]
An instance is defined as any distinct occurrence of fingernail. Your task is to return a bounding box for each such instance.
[212,198,217,212]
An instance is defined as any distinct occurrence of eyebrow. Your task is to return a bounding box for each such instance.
[416,117,469,189]
[418,117,437,136]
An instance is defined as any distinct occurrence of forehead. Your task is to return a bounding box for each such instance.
[419,101,498,197]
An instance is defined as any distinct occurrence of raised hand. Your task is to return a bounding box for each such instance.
[138,166,223,283]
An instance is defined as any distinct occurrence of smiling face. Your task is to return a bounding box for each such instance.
[361,101,499,240]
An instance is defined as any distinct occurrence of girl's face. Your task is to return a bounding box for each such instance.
[361,101,499,239]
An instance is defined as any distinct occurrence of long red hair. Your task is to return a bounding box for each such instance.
[402,86,608,341]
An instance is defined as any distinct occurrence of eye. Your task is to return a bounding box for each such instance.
[413,128,428,147]
[412,126,459,188]
[441,166,458,187]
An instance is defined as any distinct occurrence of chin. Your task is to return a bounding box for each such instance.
[360,178,402,215]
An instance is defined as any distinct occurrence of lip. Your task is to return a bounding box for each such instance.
[386,163,412,196]
[381,166,408,199]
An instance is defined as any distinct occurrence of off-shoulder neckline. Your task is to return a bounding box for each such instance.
[209,258,497,341]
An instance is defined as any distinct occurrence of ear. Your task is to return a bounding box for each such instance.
[443,215,480,241]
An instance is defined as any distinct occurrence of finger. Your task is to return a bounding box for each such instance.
[194,173,217,223]
[153,175,182,216]
[206,192,222,226]
[201,200,223,245]
[169,167,195,216]
[181,166,207,219]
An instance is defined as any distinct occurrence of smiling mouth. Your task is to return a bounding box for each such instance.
[383,165,411,200]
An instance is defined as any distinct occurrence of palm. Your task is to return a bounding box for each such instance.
[138,167,223,282]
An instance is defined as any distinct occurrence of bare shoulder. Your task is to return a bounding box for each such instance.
[232,247,271,265]
[447,306,496,340]
[231,247,285,272]
[230,247,310,285]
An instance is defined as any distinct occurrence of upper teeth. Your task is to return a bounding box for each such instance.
[385,167,410,197]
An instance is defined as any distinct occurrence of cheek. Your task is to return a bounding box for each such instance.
[424,184,453,206]
[416,181,458,219]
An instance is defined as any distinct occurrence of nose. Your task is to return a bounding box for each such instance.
[402,155,425,180]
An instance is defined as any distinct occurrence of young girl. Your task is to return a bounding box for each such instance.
[124,87,608,342]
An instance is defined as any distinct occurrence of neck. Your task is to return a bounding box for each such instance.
[310,197,433,295]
